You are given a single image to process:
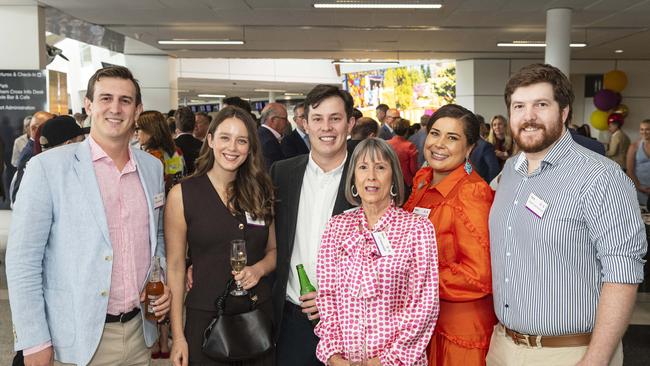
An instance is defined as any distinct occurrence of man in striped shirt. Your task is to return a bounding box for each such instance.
[487,63,647,366]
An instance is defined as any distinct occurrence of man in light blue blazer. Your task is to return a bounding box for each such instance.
[6,66,171,366]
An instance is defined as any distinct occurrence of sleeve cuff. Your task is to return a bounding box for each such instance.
[600,254,646,284]
[23,341,52,356]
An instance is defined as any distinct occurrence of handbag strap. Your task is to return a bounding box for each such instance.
[214,278,258,314]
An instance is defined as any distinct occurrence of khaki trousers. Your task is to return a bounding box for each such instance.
[486,324,623,366]
[55,315,151,366]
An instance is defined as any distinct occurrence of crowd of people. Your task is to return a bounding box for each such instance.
[4,62,648,366]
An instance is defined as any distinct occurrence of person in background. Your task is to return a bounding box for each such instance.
[470,114,500,183]
[281,103,310,159]
[404,104,497,365]
[316,138,439,366]
[487,115,513,168]
[174,106,203,174]
[137,110,185,192]
[166,106,276,366]
[387,118,418,193]
[410,114,431,168]
[568,124,606,155]
[194,111,211,141]
[375,103,388,126]
[11,115,31,168]
[39,115,89,151]
[626,119,650,206]
[258,103,288,169]
[379,108,400,140]
[352,108,363,120]
[347,116,378,154]
[606,119,631,170]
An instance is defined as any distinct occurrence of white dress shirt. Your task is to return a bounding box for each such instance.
[286,153,346,304]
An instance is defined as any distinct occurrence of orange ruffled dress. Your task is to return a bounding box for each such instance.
[403,165,497,366]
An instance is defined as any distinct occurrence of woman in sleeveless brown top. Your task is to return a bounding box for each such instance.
[166,106,277,366]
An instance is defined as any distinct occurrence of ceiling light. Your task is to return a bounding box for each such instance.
[158,39,244,45]
[284,92,304,96]
[254,89,286,93]
[198,94,226,98]
[314,3,442,9]
[497,41,587,48]
[615,49,624,54]
[332,60,400,65]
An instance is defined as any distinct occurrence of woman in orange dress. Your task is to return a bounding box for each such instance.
[403,104,497,366]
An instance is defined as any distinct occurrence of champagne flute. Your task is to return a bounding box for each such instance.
[230,239,248,296]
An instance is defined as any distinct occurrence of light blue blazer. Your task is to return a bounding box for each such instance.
[6,139,165,365]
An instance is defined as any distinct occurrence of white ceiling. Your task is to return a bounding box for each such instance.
[38,0,650,99]
[39,0,650,60]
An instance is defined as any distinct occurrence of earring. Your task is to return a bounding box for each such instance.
[351,185,359,197]
[464,159,473,175]
[390,184,397,197]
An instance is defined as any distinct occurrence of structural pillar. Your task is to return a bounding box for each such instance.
[455,59,510,119]
[0,2,46,69]
[268,91,276,103]
[545,8,572,76]
[124,55,178,111]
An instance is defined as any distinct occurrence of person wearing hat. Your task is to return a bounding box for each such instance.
[39,115,90,151]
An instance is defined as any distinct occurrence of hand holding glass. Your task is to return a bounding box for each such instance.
[230,240,248,296]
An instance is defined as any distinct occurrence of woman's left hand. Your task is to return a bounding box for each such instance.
[233,265,264,290]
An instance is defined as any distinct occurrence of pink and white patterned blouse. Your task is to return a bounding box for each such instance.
[315,204,440,365]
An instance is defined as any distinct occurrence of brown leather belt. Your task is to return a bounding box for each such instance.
[503,324,591,348]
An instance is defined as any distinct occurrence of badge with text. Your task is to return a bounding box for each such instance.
[372,231,395,256]
[525,193,548,218]
[246,212,266,226]
[153,193,165,209]
[413,207,431,218]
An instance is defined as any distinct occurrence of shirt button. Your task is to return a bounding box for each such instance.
[508,226,512,230]
[506,252,511,257]
[514,200,518,205]
[505,278,510,283]
[505,304,509,308]
[100,290,108,297]
[105,255,112,261]
[238,223,244,230]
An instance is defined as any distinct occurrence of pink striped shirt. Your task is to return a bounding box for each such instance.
[89,136,150,315]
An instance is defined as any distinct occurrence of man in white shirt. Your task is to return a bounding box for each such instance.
[271,85,356,366]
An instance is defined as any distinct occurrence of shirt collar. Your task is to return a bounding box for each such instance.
[415,165,467,198]
[514,128,572,175]
[384,124,394,134]
[357,202,396,232]
[307,152,347,176]
[262,124,282,140]
[88,135,137,173]
[296,128,308,139]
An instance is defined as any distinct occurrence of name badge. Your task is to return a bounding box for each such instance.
[525,193,548,218]
[372,231,394,256]
[413,207,431,218]
[153,193,165,209]
[246,212,266,226]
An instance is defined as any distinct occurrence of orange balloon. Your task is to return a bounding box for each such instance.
[603,70,628,92]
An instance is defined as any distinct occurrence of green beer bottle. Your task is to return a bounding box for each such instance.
[296,264,319,326]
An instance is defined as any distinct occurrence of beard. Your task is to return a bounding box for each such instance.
[513,119,563,154]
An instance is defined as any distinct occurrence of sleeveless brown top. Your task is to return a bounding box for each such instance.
[182,174,272,313]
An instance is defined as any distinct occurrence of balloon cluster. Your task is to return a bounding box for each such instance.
[590,70,628,131]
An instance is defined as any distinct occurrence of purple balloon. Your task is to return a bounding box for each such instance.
[594,89,619,111]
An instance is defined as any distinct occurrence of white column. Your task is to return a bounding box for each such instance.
[545,8,572,76]
[455,59,510,119]
[124,55,178,111]
[268,91,276,102]
[0,3,46,69]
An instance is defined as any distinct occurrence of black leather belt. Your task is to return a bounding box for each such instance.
[105,308,140,323]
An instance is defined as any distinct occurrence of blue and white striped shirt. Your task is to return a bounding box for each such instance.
[489,130,647,336]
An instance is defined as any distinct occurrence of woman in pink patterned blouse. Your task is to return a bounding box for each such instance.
[315,138,440,366]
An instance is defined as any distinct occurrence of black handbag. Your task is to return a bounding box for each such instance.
[202,278,273,361]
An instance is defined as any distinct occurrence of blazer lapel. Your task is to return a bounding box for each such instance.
[132,151,157,255]
[73,141,111,247]
[285,155,308,253]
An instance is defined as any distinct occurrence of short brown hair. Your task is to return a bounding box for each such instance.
[305,84,355,121]
[505,63,574,124]
[85,66,142,106]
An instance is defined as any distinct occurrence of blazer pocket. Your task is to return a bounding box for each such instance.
[44,288,75,347]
